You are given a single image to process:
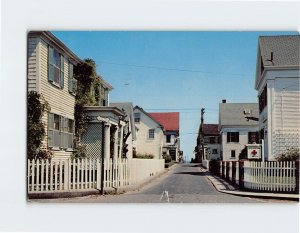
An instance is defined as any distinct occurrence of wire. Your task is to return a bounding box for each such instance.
[98,60,252,77]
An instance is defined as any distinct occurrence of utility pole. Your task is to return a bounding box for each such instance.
[200,108,205,162]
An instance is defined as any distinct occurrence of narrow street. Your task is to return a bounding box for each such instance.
[35,164,293,203]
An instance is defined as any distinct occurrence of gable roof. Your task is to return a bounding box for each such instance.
[133,106,164,129]
[219,103,259,127]
[202,124,219,135]
[110,102,136,140]
[148,112,179,132]
[259,35,300,68]
[28,31,82,65]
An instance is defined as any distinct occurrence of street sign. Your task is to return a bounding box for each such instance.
[247,144,261,159]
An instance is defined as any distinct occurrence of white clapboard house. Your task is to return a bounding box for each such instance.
[28,31,81,158]
[254,35,300,160]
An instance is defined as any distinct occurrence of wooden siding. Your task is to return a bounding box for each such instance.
[39,39,75,157]
[27,37,38,92]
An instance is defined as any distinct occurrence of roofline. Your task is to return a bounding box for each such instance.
[99,76,113,90]
[83,106,125,116]
[133,106,164,129]
[28,31,82,64]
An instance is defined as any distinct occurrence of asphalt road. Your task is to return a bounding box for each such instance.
[34,163,293,203]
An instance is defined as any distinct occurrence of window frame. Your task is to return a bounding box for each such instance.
[230,150,236,158]
[227,132,239,143]
[134,112,141,123]
[148,129,155,139]
[166,134,171,143]
[48,46,65,88]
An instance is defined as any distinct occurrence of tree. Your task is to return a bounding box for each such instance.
[27,91,51,160]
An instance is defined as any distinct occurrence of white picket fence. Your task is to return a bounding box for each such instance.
[27,158,164,194]
[28,158,130,193]
[244,161,296,192]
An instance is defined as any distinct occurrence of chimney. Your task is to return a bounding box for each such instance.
[222,99,226,103]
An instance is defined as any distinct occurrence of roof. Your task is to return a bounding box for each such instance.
[202,124,219,135]
[110,102,136,140]
[219,103,259,127]
[28,31,82,64]
[259,35,300,68]
[133,106,164,129]
[99,76,113,90]
[148,112,179,132]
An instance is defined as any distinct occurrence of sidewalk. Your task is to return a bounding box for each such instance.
[203,168,299,201]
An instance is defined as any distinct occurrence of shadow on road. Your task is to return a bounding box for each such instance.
[174,171,208,176]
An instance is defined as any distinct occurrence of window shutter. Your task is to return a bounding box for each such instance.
[48,113,54,147]
[48,46,54,82]
[68,76,73,93]
[68,62,73,93]
[60,55,65,88]
[64,118,69,149]
[60,116,64,148]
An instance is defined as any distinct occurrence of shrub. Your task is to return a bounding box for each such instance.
[163,154,172,163]
[275,148,299,161]
[133,153,154,159]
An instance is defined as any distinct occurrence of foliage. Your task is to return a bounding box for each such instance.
[275,148,299,161]
[239,146,247,160]
[73,58,103,158]
[27,91,52,160]
[133,153,154,159]
[162,154,172,163]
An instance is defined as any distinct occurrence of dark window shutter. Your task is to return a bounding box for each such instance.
[60,55,64,88]
[48,46,54,82]
[60,116,64,148]
[68,77,73,93]
[48,113,54,147]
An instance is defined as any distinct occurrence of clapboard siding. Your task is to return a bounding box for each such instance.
[27,37,38,91]
[39,39,75,119]
[274,78,300,130]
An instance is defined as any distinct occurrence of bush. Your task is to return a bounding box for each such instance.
[275,148,299,161]
[163,154,172,163]
[133,153,154,159]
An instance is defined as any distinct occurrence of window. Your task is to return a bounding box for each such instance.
[231,150,236,158]
[248,132,259,144]
[134,113,141,123]
[166,135,171,143]
[48,113,74,150]
[212,149,218,154]
[48,46,64,88]
[227,132,239,143]
[258,85,267,113]
[209,137,216,144]
[148,129,155,139]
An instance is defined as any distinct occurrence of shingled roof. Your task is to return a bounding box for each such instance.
[148,112,179,132]
[259,35,300,68]
[202,124,219,135]
[219,103,259,127]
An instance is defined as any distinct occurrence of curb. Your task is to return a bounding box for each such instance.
[206,174,299,201]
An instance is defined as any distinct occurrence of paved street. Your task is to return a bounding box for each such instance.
[34,163,295,203]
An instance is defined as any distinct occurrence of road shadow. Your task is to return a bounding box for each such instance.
[174,171,209,176]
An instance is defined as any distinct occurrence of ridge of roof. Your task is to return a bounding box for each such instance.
[133,106,164,129]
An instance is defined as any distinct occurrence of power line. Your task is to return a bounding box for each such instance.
[98,60,251,77]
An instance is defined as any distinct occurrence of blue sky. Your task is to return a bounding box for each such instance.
[52,31,298,161]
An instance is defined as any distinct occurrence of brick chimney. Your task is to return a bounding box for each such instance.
[222,99,226,103]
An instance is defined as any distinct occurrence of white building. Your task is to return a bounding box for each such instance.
[148,112,181,161]
[110,102,137,159]
[202,124,221,160]
[219,101,259,161]
[28,31,81,158]
[133,106,164,159]
[255,35,300,160]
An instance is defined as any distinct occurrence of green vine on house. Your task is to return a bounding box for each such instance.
[73,58,103,158]
[27,91,51,160]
